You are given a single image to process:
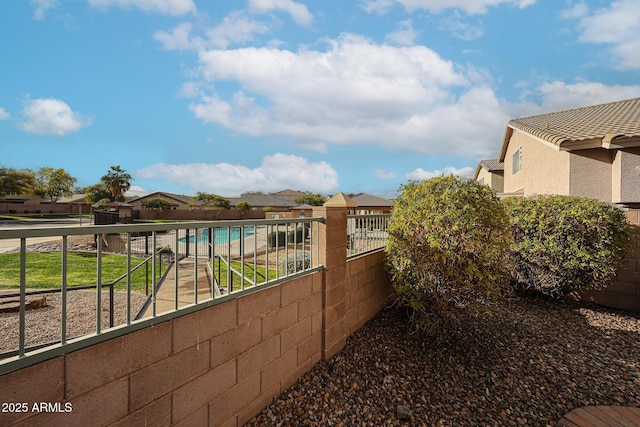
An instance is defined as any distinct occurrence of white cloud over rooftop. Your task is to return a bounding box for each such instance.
[137,153,339,195]
[188,34,513,159]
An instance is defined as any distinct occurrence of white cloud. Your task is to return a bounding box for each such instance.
[361,0,396,14]
[248,0,313,26]
[385,20,419,46]
[362,0,536,15]
[18,98,91,136]
[206,11,271,49]
[154,12,270,51]
[137,154,339,195]
[0,107,10,120]
[375,169,396,179]
[87,0,196,16]
[189,34,512,158]
[124,185,149,197]
[406,166,475,180]
[439,12,485,40]
[31,0,57,20]
[563,0,640,70]
[513,81,640,116]
[153,22,201,51]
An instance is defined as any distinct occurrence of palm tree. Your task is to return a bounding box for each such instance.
[101,165,132,201]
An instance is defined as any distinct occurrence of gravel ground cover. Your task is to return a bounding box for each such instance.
[248,297,640,426]
[0,290,149,355]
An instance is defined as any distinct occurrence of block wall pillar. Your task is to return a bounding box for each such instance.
[312,193,356,359]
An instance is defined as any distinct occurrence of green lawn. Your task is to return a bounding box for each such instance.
[0,214,91,221]
[210,259,277,292]
[0,252,168,294]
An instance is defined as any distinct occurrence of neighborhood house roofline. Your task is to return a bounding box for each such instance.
[129,191,203,206]
[473,159,504,181]
[499,98,640,161]
[349,193,394,207]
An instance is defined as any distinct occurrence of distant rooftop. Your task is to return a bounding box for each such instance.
[478,159,504,172]
[350,193,394,207]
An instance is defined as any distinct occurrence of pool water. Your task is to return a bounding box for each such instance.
[179,227,255,245]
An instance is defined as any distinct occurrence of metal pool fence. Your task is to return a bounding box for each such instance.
[0,217,322,374]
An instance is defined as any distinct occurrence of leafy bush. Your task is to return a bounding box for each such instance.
[386,175,511,335]
[279,251,312,274]
[287,226,309,243]
[268,231,287,248]
[503,195,634,298]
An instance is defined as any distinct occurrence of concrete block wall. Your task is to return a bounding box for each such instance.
[581,209,640,312]
[345,250,395,336]
[0,193,395,426]
[0,272,324,427]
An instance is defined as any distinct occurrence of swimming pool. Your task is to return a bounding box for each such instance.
[179,227,256,245]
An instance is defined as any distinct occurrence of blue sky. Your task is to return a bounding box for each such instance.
[1,0,639,198]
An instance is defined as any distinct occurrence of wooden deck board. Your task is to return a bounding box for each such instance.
[559,407,640,427]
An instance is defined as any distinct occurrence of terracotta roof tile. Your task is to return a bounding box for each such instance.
[478,159,504,172]
[508,98,640,147]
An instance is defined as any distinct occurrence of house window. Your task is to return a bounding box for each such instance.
[512,147,522,174]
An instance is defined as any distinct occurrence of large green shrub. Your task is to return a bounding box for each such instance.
[503,195,634,298]
[386,175,511,335]
[287,226,309,243]
[268,231,287,248]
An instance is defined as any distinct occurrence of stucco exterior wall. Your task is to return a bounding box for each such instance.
[612,148,640,204]
[569,149,613,203]
[476,168,504,193]
[503,130,570,196]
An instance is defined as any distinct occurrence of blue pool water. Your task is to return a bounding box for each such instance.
[179,227,255,245]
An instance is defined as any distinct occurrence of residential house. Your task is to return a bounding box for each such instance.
[127,192,202,211]
[474,159,504,193]
[349,193,394,214]
[229,189,303,212]
[498,98,640,207]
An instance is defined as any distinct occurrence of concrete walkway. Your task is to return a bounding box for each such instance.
[139,256,214,318]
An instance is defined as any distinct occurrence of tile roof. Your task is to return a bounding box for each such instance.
[270,189,303,196]
[508,98,640,147]
[478,159,504,172]
[129,191,203,206]
[350,193,394,207]
[228,194,297,208]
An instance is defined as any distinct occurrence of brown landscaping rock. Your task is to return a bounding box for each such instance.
[248,296,640,426]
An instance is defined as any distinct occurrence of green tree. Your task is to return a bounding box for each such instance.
[235,201,252,219]
[92,198,111,209]
[293,191,325,206]
[101,165,132,201]
[0,167,35,197]
[192,192,230,209]
[34,167,77,204]
[386,175,511,337]
[141,198,174,210]
[84,183,114,205]
[235,201,252,212]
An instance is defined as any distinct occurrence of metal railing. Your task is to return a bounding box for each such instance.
[346,214,390,258]
[0,217,323,374]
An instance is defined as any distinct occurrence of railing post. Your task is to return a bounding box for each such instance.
[312,192,357,360]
